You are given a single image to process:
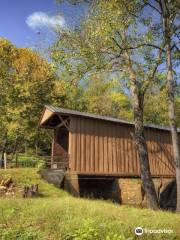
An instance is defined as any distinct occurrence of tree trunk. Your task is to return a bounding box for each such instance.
[166,42,180,212]
[125,52,159,209]
[160,0,180,213]
[131,84,159,210]
[0,135,7,168]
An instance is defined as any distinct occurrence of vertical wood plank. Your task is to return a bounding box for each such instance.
[70,118,75,171]
[127,126,132,173]
[124,126,129,173]
[121,125,125,174]
[146,128,152,175]
[112,124,117,173]
[107,123,113,173]
[99,121,104,172]
[130,126,136,174]
[116,124,120,173]
[119,125,123,174]
[76,117,81,172]
[104,124,108,172]
[85,119,91,173]
[68,118,73,170]
[150,129,155,175]
[94,120,99,173]
[80,118,86,172]
[90,119,94,172]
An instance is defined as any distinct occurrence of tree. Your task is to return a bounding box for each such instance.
[0,38,56,155]
[83,73,133,119]
[159,0,180,213]
[143,0,180,212]
[52,0,166,209]
[144,85,180,127]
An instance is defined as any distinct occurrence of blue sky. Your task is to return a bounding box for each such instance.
[0,0,87,48]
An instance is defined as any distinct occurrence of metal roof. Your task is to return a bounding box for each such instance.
[45,105,180,133]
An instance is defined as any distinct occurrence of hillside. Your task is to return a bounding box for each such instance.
[0,168,179,240]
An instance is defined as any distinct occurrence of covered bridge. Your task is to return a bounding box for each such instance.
[39,105,179,208]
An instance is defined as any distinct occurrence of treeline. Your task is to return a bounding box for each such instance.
[1,38,179,156]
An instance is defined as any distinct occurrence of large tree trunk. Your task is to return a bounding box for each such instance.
[131,84,159,210]
[160,0,180,213]
[125,52,159,209]
[164,19,180,212]
[166,41,180,212]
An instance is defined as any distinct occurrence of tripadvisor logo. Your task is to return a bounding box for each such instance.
[135,227,143,236]
[135,227,173,236]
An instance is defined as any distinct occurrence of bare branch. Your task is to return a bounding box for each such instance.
[111,38,165,52]
[171,41,180,50]
[112,37,122,50]
[143,0,162,15]
[123,43,165,52]
[143,45,164,92]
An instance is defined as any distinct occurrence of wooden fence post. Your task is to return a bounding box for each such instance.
[4,152,7,169]
[15,153,18,167]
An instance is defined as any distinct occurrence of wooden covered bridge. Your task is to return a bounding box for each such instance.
[39,105,179,208]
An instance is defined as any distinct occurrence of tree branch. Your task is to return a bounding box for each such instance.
[142,45,164,92]
[171,41,180,50]
[111,38,165,52]
[123,43,165,52]
[143,0,162,15]
[112,37,122,50]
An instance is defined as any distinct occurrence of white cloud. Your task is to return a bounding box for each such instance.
[26,12,65,30]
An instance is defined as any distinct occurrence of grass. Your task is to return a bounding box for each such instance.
[10,154,45,168]
[0,169,180,240]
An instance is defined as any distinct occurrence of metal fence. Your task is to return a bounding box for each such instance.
[0,154,47,169]
[0,154,69,169]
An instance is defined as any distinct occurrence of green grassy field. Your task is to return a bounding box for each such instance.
[0,169,179,240]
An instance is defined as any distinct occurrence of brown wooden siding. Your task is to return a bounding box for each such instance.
[69,116,177,177]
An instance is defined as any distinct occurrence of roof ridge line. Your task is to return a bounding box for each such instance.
[45,105,180,132]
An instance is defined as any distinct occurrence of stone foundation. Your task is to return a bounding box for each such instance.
[40,170,174,208]
[40,169,65,188]
[63,174,174,207]
[118,177,173,207]
[64,172,80,197]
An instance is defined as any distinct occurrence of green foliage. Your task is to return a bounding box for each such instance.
[0,38,56,153]
[66,218,133,240]
[1,0,180,156]
[68,218,99,240]
[106,233,133,240]
[51,0,175,126]
[82,74,133,120]
[0,38,86,155]
[9,154,46,168]
[0,227,42,240]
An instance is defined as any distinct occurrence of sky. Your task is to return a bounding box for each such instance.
[0,0,87,48]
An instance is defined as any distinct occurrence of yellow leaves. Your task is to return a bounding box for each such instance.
[54,80,68,95]
[0,38,57,145]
